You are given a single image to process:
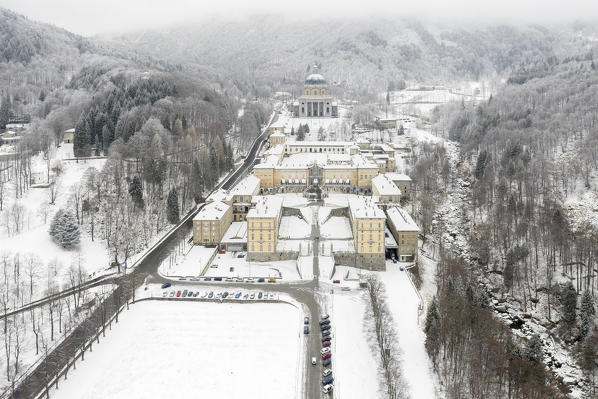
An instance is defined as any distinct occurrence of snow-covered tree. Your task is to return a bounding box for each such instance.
[580,290,596,339]
[166,188,179,224]
[524,333,543,363]
[49,209,80,249]
[128,175,144,209]
[561,282,577,323]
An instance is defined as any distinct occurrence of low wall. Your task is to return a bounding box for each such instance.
[247,251,299,262]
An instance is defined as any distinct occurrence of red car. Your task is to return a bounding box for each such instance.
[322,352,331,360]
[322,341,331,348]
[333,280,340,284]
[176,290,181,297]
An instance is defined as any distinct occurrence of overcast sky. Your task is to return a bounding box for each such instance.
[1,0,597,36]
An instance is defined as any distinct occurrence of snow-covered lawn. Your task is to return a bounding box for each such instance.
[158,245,216,277]
[320,216,352,239]
[377,262,438,399]
[202,252,303,281]
[329,292,382,399]
[50,300,303,399]
[297,256,314,279]
[279,215,311,239]
[318,255,334,280]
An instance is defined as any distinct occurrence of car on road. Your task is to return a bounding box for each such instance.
[258,292,263,299]
[169,291,175,297]
[297,214,303,219]
[319,319,330,326]
[210,264,218,268]
[304,326,309,334]
[322,369,332,377]
[304,316,309,324]
[269,293,275,299]
[333,279,340,284]
[235,278,243,282]
[322,340,331,347]
[176,290,181,297]
[268,278,276,283]
[178,277,186,281]
[208,292,214,298]
[193,292,199,297]
[311,357,317,366]
[320,324,331,331]
[161,283,171,289]
[222,292,229,299]
[257,278,265,283]
[250,293,255,299]
[245,278,254,283]
[183,290,189,297]
[321,314,329,320]
[237,254,245,258]
[225,278,233,282]
[204,277,212,281]
[322,358,331,367]
[162,292,167,297]
[243,293,249,299]
[322,384,333,394]
[321,352,331,360]
[214,277,222,281]
[321,336,331,343]
[321,330,331,338]
[341,287,350,291]
[201,292,208,298]
[235,292,242,299]
[322,376,334,386]
[216,293,222,298]
[320,347,331,355]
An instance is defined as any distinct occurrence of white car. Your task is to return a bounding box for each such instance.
[311,357,317,366]
[320,347,331,355]
[162,292,167,297]
[322,384,333,394]
[210,264,218,268]
[245,278,254,283]
[322,368,332,377]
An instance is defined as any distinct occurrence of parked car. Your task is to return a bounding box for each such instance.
[225,278,233,282]
[204,277,212,281]
[250,293,255,299]
[216,293,222,298]
[201,292,208,298]
[322,376,334,386]
[258,292,263,299]
[268,278,276,283]
[311,357,317,366]
[235,292,242,299]
[162,292,167,297]
[178,277,186,281]
[321,314,330,320]
[322,369,332,377]
[161,283,171,289]
[333,279,340,284]
[243,294,249,299]
[322,358,331,367]
[321,330,331,337]
[304,316,309,324]
[341,287,350,291]
[322,352,331,360]
[193,292,199,297]
[176,290,181,297]
[222,292,229,299]
[321,336,331,343]
[208,292,214,298]
[218,250,226,254]
[269,293,275,299]
[210,264,218,268]
[190,278,199,281]
[245,278,254,283]
[235,278,243,282]
[322,384,333,394]
[320,347,331,355]
[304,326,309,334]
[319,319,330,326]
[257,278,265,283]
[182,290,188,297]
[320,324,331,331]
[214,277,222,281]
[169,291,175,297]
[322,340,331,347]
[237,254,245,258]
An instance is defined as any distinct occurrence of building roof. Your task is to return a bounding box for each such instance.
[305,73,326,85]
[270,131,285,137]
[64,128,75,133]
[348,195,385,219]
[193,201,231,221]
[372,175,402,197]
[387,206,419,232]
[286,141,352,148]
[247,196,283,219]
[229,174,260,197]
[221,222,248,244]
[385,173,412,182]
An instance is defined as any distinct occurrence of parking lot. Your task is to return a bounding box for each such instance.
[159,286,280,301]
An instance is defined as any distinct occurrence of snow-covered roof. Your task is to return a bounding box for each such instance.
[348,196,385,219]
[221,222,248,244]
[229,175,260,197]
[305,73,326,85]
[372,175,402,197]
[286,141,352,148]
[385,173,412,182]
[377,144,394,153]
[206,188,230,203]
[270,131,285,137]
[247,196,283,219]
[194,201,230,221]
[387,206,419,232]
[64,128,75,133]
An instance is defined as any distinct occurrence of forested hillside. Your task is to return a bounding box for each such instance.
[107,17,564,98]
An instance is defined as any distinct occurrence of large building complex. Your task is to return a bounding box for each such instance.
[291,67,338,118]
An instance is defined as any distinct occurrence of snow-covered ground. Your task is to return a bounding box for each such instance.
[158,245,216,277]
[50,300,303,399]
[328,291,382,399]
[279,215,311,239]
[320,216,352,239]
[377,262,438,399]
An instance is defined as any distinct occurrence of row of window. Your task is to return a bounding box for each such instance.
[250,244,272,252]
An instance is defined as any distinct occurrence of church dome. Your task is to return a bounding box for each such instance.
[305,73,326,85]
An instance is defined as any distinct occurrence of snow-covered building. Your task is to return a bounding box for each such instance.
[371,174,402,205]
[291,67,338,118]
[193,201,233,245]
[269,130,286,147]
[385,173,412,199]
[247,196,284,261]
[229,174,261,221]
[63,128,75,144]
[348,195,387,270]
[386,206,419,261]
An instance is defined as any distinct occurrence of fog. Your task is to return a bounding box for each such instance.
[1,0,597,36]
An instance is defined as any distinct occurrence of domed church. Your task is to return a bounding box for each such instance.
[292,66,338,118]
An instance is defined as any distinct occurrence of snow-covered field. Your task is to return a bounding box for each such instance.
[279,215,311,239]
[320,216,352,239]
[204,252,302,281]
[50,300,303,399]
[378,262,438,399]
[329,292,382,399]
[158,245,216,277]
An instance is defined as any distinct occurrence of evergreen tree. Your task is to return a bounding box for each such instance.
[475,150,489,179]
[128,176,144,209]
[39,90,46,102]
[304,123,310,133]
[424,297,441,364]
[297,125,305,141]
[0,95,10,129]
[49,210,80,249]
[580,290,595,339]
[167,188,180,224]
[74,115,92,157]
[290,126,295,136]
[524,334,543,363]
[561,282,577,323]
[191,158,203,202]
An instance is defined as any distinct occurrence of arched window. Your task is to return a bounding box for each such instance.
[321,89,326,95]
[305,89,309,95]
[312,89,318,95]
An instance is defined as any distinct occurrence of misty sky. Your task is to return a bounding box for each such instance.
[1,0,597,36]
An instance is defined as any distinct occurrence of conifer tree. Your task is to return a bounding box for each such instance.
[49,210,80,249]
[524,334,543,363]
[561,282,577,323]
[128,176,144,208]
[0,95,10,129]
[74,115,92,157]
[580,290,595,339]
[167,188,179,224]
